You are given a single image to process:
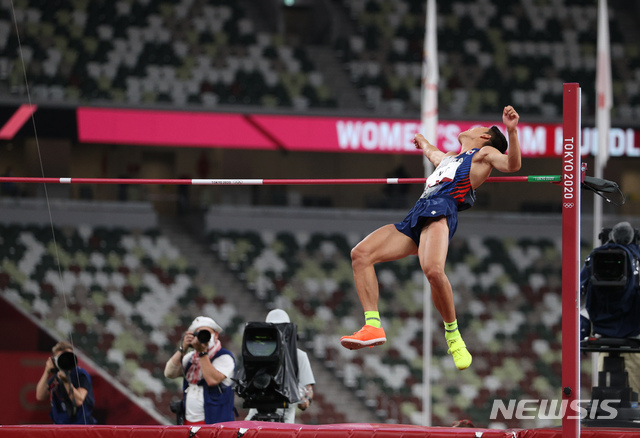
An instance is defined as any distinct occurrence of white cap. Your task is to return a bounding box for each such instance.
[188,316,223,333]
[265,309,290,323]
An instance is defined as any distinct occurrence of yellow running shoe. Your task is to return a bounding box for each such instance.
[447,336,472,370]
[340,325,386,350]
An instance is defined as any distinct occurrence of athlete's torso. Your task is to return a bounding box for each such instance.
[421,148,479,211]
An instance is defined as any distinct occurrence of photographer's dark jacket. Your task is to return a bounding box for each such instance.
[581,242,640,338]
[48,367,97,424]
[182,348,235,424]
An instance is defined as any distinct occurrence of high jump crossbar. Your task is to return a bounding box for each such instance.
[0,175,560,186]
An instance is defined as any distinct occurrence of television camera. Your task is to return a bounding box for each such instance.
[234,321,300,422]
[590,225,640,288]
[581,225,640,427]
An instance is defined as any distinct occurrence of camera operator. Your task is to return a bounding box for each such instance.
[245,309,315,423]
[581,221,640,395]
[164,316,236,425]
[35,341,97,424]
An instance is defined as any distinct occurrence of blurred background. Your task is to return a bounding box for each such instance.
[1,0,639,430]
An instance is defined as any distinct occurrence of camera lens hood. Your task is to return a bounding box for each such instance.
[55,351,78,371]
[195,330,211,344]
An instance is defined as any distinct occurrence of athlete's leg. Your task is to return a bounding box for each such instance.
[418,218,472,370]
[341,224,416,350]
[351,224,417,312]
[418,218,455,322]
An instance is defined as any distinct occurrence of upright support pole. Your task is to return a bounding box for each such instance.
[420,0,438,426]
[562,83,581,438]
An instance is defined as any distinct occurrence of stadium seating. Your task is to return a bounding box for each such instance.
[0,0,336,109]
[0,223,242,421]
[208,227,594,427]
[1,1,639,119]
[332,0,639,118]
[0,215,598,427]
[0,221,354,424]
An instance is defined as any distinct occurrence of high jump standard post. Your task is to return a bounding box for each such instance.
[562,82,581,438]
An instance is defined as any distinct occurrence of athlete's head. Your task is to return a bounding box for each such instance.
[459,126,507,154]
[483,126,508,154]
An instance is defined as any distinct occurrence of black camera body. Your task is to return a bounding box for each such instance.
[169,397,185,425]
[234,322,300,421]
[591,225,640,287]
[591,248,628,287]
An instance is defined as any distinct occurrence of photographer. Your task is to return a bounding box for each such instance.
[35,341,97,424]
[164,316,236,425]
[581,221,640,395]
[245,309,315,423]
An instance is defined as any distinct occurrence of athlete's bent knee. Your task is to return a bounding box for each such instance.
[423,264,446,285]
[351,244,372,270]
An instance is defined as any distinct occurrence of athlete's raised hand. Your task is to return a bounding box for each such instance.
[503,106,519,131]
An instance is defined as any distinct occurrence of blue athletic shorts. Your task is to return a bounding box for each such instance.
[394,196,459,246]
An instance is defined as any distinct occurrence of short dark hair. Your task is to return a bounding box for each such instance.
[484,126,508,154]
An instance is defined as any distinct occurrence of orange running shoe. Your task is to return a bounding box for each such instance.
[340,325,386,350]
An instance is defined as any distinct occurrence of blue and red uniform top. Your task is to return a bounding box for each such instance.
[420,148,479,211]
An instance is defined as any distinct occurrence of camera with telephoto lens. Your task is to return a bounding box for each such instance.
[51,351,78,372]
[193,330,211,344]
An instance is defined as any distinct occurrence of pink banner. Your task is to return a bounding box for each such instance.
[252,115,640,158]
[77,108,640,158]
[77,108,276,149]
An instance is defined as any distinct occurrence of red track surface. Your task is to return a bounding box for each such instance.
[0,422,638,438]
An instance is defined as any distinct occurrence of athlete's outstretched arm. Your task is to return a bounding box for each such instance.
[488,106,521,173]
[414,134,446,168]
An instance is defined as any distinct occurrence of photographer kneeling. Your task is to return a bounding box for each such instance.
[35,341,97,424]
[164,316,236,425]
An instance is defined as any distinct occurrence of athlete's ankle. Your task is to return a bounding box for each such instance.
[444,319,460,341]
[364,311,382,328]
